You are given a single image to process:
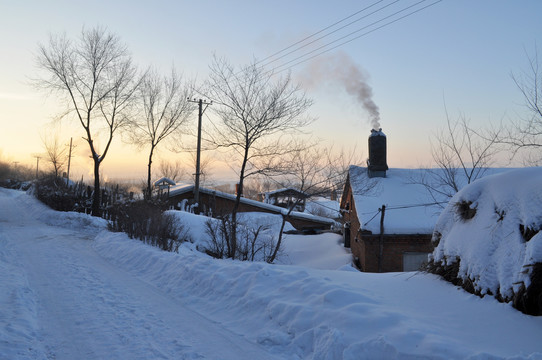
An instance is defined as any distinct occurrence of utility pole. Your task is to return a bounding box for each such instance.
[33,155,41,179]
[187,98,212,213]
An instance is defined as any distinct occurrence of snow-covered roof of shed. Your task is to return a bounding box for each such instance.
[169,184,334,225]
[348,166,443,234]
[261,187,308,197]
[153,177,176,187]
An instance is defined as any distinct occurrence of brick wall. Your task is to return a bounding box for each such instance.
[352,233,433,272]
[341,174,434,273]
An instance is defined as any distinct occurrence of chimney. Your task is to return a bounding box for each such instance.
[367,128,388,178]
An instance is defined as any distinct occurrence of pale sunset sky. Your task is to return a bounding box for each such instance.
[1,0,541,182]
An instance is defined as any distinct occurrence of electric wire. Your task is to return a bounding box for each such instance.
[360,200,447,227]
[257,0,400,69]
[255,0,387,66]
[268,0,442,76]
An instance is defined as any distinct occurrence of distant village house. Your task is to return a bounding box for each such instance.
[167,184,334,232]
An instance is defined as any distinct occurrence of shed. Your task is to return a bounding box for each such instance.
[340,166,442,272]
[153,177,176,198]
[260,188,308,212]
[168,184,334,232]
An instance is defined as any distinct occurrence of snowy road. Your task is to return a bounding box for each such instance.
[0,189,279,360]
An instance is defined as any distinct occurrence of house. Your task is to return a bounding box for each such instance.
[259,188,308,212]
[340,128,439,272]
[167,184,334,232]
[341,165,441,272]
[341,128,515,272]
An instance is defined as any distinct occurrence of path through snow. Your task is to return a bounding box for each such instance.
[0,188,279,360]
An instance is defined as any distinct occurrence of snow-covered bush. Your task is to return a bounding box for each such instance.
[166,210,293,262]
[203,215,278,262]
[427,168,542,315]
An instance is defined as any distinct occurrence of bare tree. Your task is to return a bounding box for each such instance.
[323,145,366,196]
[204,56,313,259]
[416,112,500,205]
[158,159,185,182]
[127,67,195,199]
[35,27,139,216]
[267,143,376,263]
[41,130,67,178]
[497,46,542,163]
[184,151,214,186]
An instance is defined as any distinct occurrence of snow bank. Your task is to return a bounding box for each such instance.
[93,230,542,359]
[432,168,542,305]
[15,187,109,232]
[276,232,352,270]
[2,188,541,359]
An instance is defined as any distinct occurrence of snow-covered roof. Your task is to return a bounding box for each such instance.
[153,177,176,187]
[348,166,444,234]
[169,184,334,225]
[347,166,515,234]
[261,187,308,197]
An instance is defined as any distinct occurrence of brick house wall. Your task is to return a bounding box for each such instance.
[351,233,433,272]
[339,175,361,248]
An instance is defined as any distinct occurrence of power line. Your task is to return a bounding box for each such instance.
[256,0,395,69]
[256,0,386,66]
[359,200,445,216]
[268,0,442,76]
[385,201,447,210]
[363,210,381,227]
[361,200,446,226]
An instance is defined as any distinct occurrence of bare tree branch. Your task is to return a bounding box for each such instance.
[34,27,140,216]
[125,67,195,198]
[499,45,542,164]
[414,110,501,205]
[204,55,313,258]
[41,129,67,178]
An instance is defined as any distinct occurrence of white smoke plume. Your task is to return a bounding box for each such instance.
[299,51,380,130]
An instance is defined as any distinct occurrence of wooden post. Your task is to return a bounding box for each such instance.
[378,205,386,273]
[188,98,212,214]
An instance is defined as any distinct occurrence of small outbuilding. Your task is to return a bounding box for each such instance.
[168,184,334,232]
[341,166,442,272]
[153,177,176,198]
[260,188,308,212]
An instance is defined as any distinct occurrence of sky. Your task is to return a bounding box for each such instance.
[1,0,541,182]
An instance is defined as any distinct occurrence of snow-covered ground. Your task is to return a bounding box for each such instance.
[1,188,541,359]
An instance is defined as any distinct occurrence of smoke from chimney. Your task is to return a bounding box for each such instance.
[299,51,380,130]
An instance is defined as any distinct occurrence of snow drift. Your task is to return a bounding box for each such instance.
[430,167,542,315]
[2,188,542,359]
